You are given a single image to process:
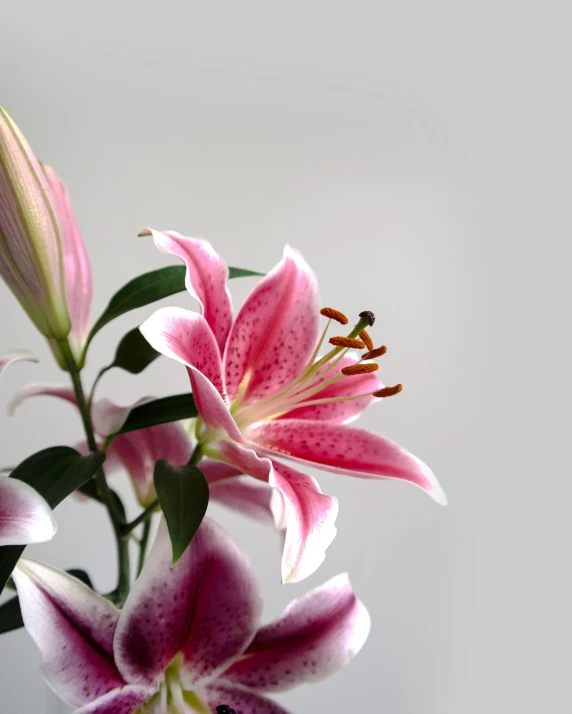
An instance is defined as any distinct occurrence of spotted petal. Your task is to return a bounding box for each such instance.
[144,228,233,353]
[222,573,370,693]
[13,560,124,708]
[204,684,293,714]
[223,246,319,403]
[114,518,262,689]
[74,686,156,714]
[267,462,338,583]
[0,475,56,546]
[140,306,225,397]
[250,419,447,504]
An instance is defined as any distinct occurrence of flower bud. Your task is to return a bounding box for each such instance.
[0,105,71,339]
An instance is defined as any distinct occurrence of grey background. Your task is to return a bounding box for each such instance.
[0,1,570,712]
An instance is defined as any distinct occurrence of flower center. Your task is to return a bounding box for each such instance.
[232,306,402,430]
[137,658,210,714]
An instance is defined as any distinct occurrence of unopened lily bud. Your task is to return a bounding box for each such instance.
[0,105,70,339]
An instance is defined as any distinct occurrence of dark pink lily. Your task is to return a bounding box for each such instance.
[13,518,369,714]
[140,229,446,583]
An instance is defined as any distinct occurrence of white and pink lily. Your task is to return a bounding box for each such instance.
[139,229,447,582]
[13,518,370,714]
[0,350,56,546]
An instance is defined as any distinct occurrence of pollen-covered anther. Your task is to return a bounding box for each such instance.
[320,307,349,325]
[329,336,366,349]
[373,384,403,398]
[362,345,387,360]
[341,363,379,375]
[359,329,374,351]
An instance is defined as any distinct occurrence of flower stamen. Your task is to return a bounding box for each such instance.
[373,384,403,398]
[329,336,366,349]
[320,307,349,325]
[341,363,379,375]
[359,329,374,351]
[362,345,387,360]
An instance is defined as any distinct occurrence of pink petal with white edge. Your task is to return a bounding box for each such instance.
[42,165,92,360]
[8,382,76,415]
[223,246,320,403]
[280,353,382,424]
[114,519,262,689]
[0,475,56,546]
[210,475,275,526]
[204,684,293,714]
[218,440,273,481]
[13,560,124,708]
[0,349,38,379]
[222,573,370,693]
[73,685,157,714]
[144,228,233,353]
[140,306,225,397]
[267,461,338,583]
[250,419,447,505]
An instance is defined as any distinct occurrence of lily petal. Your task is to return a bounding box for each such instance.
[204,684,293,714]
[42,165,92,361]
[0,349,38,379]
[8,382,76,415]
[209,475,275,526]
[108,422,192,506]
[13,560,124,708]
[268,462,338,584]
[222,573,370,693]
[250,419,447,505]
[280,354,382,424]
[140,306,225,397]
[144,228,232,353]
[114,519,262,689]
[73,686,156,714]
[223,246,319,403]
[0,475,56,546]
[91,396,152,437]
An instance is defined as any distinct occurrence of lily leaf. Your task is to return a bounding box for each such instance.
[111,327,160,375]
[86,264,262,348]
[154,460,209,565]
[119,394,197,434]
[0,448,105,593]
[0,568,94,635]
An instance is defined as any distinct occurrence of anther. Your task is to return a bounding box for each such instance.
[359,329,374,351]
[373,384,403,398]
[359,310,376,326]
[341,363,379,375]
[329,336,366,349]
[217,707,237,714]
[363,345,387,360]
[320,307,349,325]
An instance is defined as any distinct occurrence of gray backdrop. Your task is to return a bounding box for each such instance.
[1,1,569,712]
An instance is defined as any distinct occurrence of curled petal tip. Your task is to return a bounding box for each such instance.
[137,227,152,237]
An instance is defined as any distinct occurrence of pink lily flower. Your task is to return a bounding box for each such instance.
[140,229,446,582]
[0,351,56,546]
[13,518,370,714]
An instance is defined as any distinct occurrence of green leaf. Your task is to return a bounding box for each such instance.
[228,266,264,279]
[76,479,126,521]
[86,264,263,348]
[119,394,197,434]
[0,568,94,635]
[153,460,209,564]
[112,327,160,374]
[0,448,105,593]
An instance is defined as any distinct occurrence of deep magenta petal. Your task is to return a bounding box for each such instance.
[223,246,319,403]
[73,685,156,714]
[114,519,262,688]
[13,560,124,708]
[204,684,293,714]
[222,574,370,693]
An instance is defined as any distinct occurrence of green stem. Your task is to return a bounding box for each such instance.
[57,338,130,602]
[88,365,113,409]
[137,517,152,577]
